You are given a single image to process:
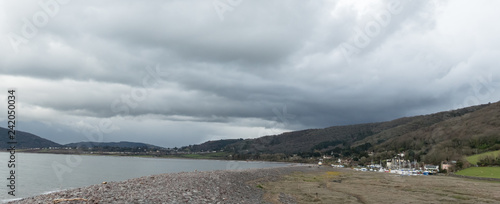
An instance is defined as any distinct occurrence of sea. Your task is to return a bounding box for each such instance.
[0,152,289,202]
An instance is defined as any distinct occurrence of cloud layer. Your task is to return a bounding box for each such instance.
[1,0,500,147]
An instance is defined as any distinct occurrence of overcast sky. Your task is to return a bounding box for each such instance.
[1,0,499,148]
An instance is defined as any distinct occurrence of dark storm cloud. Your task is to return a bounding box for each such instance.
[1,0,500,147]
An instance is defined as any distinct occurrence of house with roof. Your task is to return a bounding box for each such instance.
[424,165,439,173]
[441,161,456,172]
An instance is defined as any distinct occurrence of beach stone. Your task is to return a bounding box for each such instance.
[8,165,308,204]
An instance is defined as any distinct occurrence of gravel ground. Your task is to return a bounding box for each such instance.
[10,165,312,204]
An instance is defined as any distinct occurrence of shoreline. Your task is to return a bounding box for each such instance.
[0,152,296,203]
[9,165,313,204]
[7,164,500,203]
[6,150,299,164]
[5,152,295,174]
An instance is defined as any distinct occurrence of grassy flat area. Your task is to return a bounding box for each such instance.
[144,152,231,160]
[456,167,500,179]
[258,167,500,204]
[169,152,230,159]
[466,150,500,165]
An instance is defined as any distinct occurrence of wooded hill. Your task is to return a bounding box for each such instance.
[0,127,62,149]
[185,102,500,164]
[0,127,164,151]
[65,141,166,152]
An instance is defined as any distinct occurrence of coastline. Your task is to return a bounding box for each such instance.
[10,150,298,163]
[6,163,500,203]
[8,165,313,204]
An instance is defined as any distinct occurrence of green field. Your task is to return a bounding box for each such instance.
[172,152,230,159]
[466,150,500,165]
[456,167,500,179]
[151,152,231,160]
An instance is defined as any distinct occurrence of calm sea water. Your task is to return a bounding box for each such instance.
[0,152,289,202]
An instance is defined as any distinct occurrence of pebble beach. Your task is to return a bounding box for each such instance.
[10,165,310,204]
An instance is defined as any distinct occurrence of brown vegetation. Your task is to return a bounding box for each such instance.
[187,102,500,165]
[261,167,500,204]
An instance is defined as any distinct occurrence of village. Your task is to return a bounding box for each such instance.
[319,152,456,176]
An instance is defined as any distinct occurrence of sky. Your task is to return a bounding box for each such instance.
[1,0,500,148]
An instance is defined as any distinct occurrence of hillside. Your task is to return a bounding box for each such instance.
[186,139,243,152]
[185,102,499,164]
[0,127,62,149]
[367,102,500,164]
[0,126,164,151]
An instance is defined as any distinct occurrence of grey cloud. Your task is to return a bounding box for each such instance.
[1,0,500,147]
